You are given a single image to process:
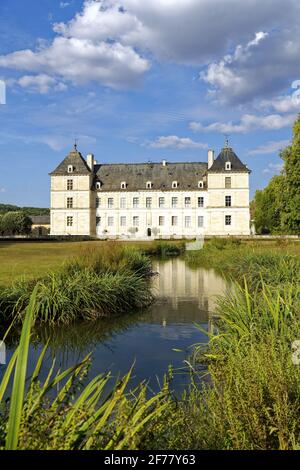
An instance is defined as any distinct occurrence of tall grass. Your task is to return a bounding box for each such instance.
[0,290,171,450]
[0,243,154,325]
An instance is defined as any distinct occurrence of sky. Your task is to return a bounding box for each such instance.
[0,0,299,207]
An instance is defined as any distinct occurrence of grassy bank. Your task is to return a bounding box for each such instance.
[0,243,153,325]
[0,239,184,285]
[1,239,300,449]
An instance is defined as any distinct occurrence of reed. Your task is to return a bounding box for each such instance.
[0,244,154,325]
[0,290,171,450]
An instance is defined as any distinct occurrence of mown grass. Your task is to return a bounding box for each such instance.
[0,239,184,286]
[0,243,154,325]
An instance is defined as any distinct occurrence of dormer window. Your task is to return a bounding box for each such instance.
[96,181,101,190]
[198,181,204,189]
[68,165,74,173]
[146,181,153,189]
[121,181,127,189]
[225,162,231,171]
[172,181,178,189]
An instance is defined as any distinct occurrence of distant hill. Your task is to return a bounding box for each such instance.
[0,204,50,216]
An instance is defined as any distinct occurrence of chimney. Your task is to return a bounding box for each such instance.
[87,153,94,171]
[208,149,214,169]
[162,159,167,167]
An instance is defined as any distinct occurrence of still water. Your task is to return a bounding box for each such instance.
[2,259,230,393]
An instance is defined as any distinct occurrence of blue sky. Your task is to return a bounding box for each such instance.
[0,0,299,207]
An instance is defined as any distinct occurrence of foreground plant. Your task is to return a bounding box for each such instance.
[0,288,171,450]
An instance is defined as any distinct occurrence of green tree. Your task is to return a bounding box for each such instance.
[280,114,300,234]
[253,175,284,234]
[0,211,32,235]
[252,113,300,235]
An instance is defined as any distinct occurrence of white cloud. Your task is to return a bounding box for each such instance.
[248,140,290,156]
[60,2,70,8]
[260,83,300,113]
[17,74,67,94]
[147,135,208,149]
[1,0,300,100]
[263,162,283,174]
[190,113,296,134]
[0,187,6,193]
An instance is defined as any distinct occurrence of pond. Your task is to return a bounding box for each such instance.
[1,258,230,394]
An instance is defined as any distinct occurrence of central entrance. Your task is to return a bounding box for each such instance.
[147,228,152,237]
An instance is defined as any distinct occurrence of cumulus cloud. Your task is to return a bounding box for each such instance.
[0,0,300,99]
[147,135,208,149]
[190,113,296,134]
[200,24,300,104]
[0,36,149,89]
[248,140,290,156]
[260,82,300,113]
[17,74,67,94]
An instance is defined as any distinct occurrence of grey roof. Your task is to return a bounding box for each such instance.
[208,147,250,173]
[30,215,50,225]
[50,147,91,176]
[94,162,208,191]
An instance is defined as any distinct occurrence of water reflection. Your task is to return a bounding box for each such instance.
[3,258,230,392]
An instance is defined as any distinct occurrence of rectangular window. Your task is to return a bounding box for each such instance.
[146,197,152,208]
[185,197,191,208]
[133,197,139,208]
[67,179,73,190]
[67,197,73,209]
[96,217,101,226]
[108,198,114,208]
[159,216,164,226]
[198,216,204,228]
[159,197,165,208]
[225,215,232,226]
[96,197,101,208]
[225,177,231,189]
[108,217,114,226]
[198,197,204,208]
[185,216,191,228]
[172,197,178,208]
[120,216,126,227]
[171,216,178,226]
[120,197,126,209]
[133,216,139,227]
[67,216,73,227]
[225,195,232,207]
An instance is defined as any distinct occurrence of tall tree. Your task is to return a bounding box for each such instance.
[280,114,300,234]
[252,114,300,235]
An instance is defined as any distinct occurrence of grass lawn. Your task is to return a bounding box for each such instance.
[0,238,299,286]
[0,239,182,285]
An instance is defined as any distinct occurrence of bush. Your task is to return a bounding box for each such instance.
[0,244,154,325]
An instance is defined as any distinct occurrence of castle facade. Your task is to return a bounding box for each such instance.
[50,145,251,238]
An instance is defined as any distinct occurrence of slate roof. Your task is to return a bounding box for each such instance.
[30,215,50,225]
[208,147,250,173]
[94,162,208,191]
[49,147,91,176]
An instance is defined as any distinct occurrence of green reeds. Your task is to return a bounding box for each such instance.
[0,244,154,325]
[0,289,170,450]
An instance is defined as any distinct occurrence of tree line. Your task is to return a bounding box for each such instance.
[252,114,300,235]
[0,212,32,236]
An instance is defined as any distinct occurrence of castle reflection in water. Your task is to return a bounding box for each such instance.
[151,258,230,325]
